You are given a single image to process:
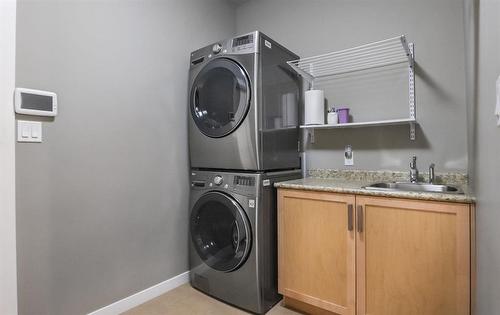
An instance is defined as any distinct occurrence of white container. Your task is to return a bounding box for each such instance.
[273,117,282,128]
[304,90,324,125]
[327,111,338,125]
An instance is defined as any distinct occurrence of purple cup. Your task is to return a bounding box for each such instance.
[337,108,350,124]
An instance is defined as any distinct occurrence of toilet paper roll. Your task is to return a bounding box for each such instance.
[304,90,325,125]
[281,93,297,127]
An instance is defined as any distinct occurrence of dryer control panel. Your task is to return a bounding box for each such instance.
[189,32,259,67]
[231,34,255,53]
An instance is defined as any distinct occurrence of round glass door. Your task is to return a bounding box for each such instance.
[190,58,251,138]
[190,192,252,272]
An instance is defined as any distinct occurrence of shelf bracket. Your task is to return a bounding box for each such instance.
[400,36,414,66]
[409,122,416,140]
[287,62,315,84]
[306,128,315,144]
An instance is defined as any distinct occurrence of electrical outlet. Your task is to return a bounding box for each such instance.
[344,145,354,166]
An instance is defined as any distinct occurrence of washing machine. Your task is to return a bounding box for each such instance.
[189,169,301,314]
[188,31,301,171]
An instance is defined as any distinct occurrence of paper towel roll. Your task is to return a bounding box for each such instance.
[304,90,324,125]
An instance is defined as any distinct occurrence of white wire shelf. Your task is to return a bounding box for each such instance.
[300,118,416,129]
[287,35,414,82]
[289,35,416,141]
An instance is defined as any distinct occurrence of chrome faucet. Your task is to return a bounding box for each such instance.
[429,163,435,184]
[409,155,418,183]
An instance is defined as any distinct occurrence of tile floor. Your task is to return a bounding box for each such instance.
[123,284,301,315]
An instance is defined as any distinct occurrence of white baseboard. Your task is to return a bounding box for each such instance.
[88,271,190,315]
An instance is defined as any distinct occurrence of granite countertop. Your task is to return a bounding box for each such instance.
[274,170,475,204]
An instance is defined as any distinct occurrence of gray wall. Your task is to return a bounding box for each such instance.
[235,0,468,172]
[474,0,500,313]
[15,1,235,314]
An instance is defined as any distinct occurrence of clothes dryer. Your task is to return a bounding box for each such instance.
[188,31,301,171]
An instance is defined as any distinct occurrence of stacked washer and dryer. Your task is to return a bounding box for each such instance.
[187,31,302,314]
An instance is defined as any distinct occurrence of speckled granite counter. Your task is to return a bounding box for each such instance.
[274,174,475,204]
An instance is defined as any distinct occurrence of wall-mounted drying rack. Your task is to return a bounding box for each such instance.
[287,35,416,142]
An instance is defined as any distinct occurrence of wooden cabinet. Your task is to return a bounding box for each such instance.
[356,196,471,315]
[278,190,356,315]
[277,189,474,315]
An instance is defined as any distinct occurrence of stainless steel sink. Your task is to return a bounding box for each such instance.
[364,182,463,194]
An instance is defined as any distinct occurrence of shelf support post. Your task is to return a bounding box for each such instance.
[408,43,416,140]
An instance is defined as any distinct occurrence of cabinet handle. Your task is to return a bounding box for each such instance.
[347,204,353,231]
[357,205,363,233]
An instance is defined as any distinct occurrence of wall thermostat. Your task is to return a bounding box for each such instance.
[14,87,57,117]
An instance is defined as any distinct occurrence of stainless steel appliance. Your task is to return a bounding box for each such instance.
[188,31,301,171]
[189,169,301,314]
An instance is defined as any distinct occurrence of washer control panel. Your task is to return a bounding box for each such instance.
[190,171,258,196]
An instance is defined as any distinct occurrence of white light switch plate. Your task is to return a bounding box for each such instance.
[17,120,42,142]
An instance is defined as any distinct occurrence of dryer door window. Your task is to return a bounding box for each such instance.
[190,191,252,272]
[190,58,251,138]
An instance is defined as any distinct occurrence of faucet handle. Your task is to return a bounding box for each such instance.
[428,163,436,184]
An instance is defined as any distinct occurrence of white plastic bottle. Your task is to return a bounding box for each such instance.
[327,107,338,125]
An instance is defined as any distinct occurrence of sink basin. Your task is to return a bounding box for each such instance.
[364,182,463,194]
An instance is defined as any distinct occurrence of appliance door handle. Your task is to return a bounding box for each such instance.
[193,87,199,107]
[232,221,241,253]
[357,205,363,233]
[347,204,354,231]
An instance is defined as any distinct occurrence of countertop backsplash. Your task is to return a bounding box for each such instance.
[306,169,468,186]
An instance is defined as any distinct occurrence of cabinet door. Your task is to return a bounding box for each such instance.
[356,196,471,315]
[278,189,356,315]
